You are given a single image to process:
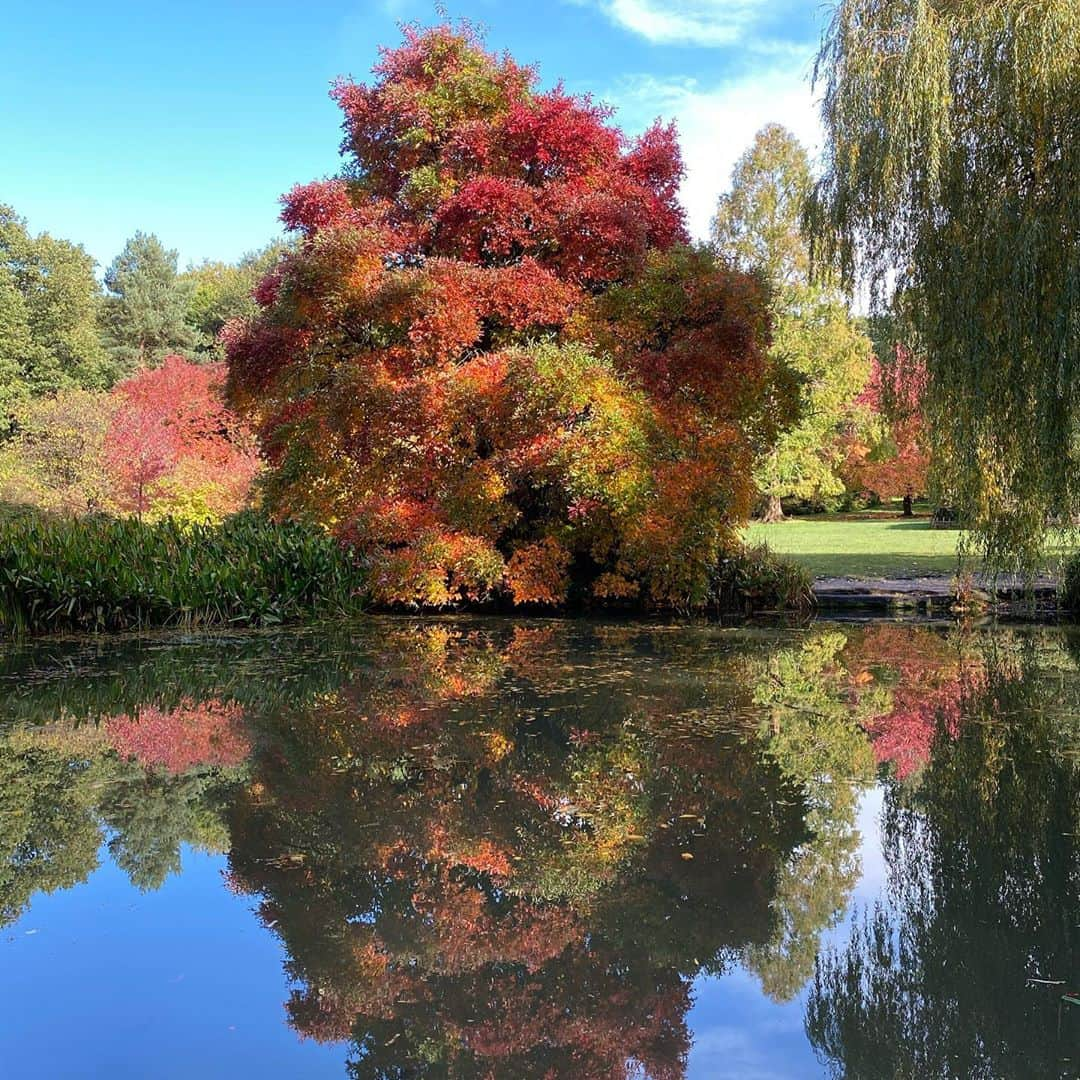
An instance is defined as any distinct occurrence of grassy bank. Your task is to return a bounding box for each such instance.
[747,515,1074,579]
[0,512,366,634]
[0,510,812,636]
[746,518,964,578]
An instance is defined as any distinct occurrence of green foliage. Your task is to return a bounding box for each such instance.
[0,205,113,428]
[746,630,880,1000]
[756,285,873,507]
[713,124,813,291]
[0,737,103,925]
[0,511,366,634]
[811,0,1080,569]
[101,232,195,370]
[181,243,285,359]
[713,128,870,515]
[0,389,117,514]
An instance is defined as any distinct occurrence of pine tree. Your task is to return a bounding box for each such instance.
[101,232,194,371]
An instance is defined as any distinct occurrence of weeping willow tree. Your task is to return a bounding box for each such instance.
[811,0,1080,569]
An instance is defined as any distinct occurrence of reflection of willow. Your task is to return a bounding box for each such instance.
[225,623,815,1079]
[807,631,1080,1079]
[747,625,982,1002]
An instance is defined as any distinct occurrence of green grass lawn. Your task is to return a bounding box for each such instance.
[745,517,968,579]
[745,515,1075,579]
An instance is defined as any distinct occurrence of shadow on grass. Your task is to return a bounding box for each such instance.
[876,520,961,533]
[784,553,964,580]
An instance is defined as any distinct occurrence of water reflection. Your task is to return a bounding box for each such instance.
[0,620,1078,1076]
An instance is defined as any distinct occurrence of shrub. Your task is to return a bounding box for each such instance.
[0,511,365,634]
[709,544,814,615]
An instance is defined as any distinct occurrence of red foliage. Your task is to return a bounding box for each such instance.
[226,23,785,608]
[103,401,177,517]
[105,355,261,518]
[845,627,975,779]
[842,345,930,502]
[105,698,251,774]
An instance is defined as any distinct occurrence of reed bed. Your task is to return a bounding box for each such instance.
[0,512,366,634]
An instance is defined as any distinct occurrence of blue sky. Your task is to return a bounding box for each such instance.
[1,1,826,271]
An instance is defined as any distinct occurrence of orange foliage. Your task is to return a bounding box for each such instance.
[225,24,787,609]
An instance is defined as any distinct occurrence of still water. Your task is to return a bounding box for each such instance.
[0,618,1077,1078]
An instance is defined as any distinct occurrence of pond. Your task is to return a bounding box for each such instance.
[0,617,1078,1078]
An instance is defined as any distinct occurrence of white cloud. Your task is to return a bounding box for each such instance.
[610,58,823,241]
[597,0,769,46]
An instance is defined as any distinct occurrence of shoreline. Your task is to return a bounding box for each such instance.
[812,573,1060,617]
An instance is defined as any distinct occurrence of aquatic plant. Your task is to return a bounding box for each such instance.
[0,511,365,633]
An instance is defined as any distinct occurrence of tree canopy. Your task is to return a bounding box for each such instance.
[101,232,195,371]
[713,126,870,518]
[713,123,812,292]
[0,205,113,427]
[811,0,1080,566]
[181,243,286,359]
[226,23,791,609]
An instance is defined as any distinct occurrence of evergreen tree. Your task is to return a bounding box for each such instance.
[101,232,194,370]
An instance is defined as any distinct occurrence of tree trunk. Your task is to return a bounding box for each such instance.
[761,494,784,522]
[902,493,914,517]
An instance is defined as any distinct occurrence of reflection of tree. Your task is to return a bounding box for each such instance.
[99,766,243,891]
[0,728,107,925]
[0,699,251,919]
[745,625,985,1001]
[843,625,976,781]
[747,632,878,1001]
[105,699,249,774]
[4,618,1059,1076]
[807,632,1080,1078]
[225,624,813,1079]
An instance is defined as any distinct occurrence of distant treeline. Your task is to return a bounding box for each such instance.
[0,203,283,425]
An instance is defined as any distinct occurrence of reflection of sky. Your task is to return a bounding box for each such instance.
[687,969,819,1079]
[1,789,890,1078]
[0,844,345,1079]
[688,786,886,1079]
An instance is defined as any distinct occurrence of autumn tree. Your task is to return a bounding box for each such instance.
[105,354,260,522]
[713,126,870,520]
[841,342,930,514]
[101,232,195,370]
[225,23,787,609]
[811,0,1080,568]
